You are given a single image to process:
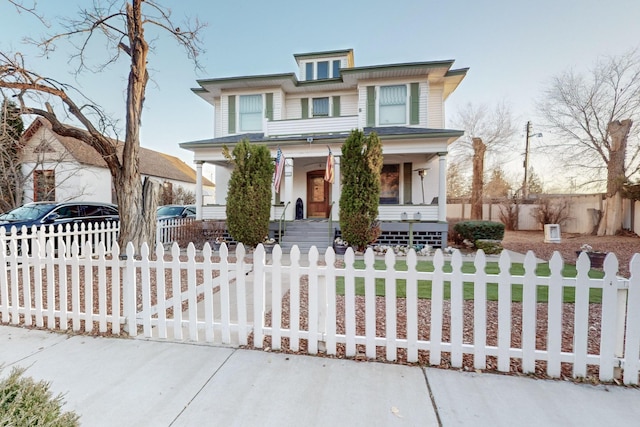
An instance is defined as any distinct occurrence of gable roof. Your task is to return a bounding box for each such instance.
[24,118,213,186]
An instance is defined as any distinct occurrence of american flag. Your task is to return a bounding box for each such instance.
[274,147,285,193]
[324,148,334,184]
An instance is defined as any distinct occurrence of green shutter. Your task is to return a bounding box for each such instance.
[410,83,419,125]
[301,98,309,119]
[265,93,274,121]
[228,95,236,134]
[403,162,412,204]
[332,96,341,117]
[366,86,375,127]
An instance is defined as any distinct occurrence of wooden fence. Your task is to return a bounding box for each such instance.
[1,238,639,384]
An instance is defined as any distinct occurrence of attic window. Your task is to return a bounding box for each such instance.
[34,141,55,153]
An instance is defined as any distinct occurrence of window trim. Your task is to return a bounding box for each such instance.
[377,84,408,126]
[238,94,264,132]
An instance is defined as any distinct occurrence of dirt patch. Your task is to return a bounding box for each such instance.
[500,230,640,277]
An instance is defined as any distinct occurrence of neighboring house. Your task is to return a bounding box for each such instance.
[19,117,215,207]
[180,49,467,247]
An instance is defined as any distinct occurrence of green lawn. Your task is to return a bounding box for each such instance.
[335,259,605,303]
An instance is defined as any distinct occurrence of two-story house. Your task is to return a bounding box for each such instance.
[181,49,467,248]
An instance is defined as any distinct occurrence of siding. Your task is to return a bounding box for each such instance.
[221,95,230,136]
[419,81,429,127]
[214,99,222,138]
[427,84,444,128]
[340,94,359,116]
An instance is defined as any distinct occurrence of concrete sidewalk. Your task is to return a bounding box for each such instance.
[2,326,640,426]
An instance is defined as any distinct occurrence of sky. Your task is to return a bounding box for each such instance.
[0,0,639,190]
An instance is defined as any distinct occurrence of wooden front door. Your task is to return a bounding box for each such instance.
[307,170,330,218]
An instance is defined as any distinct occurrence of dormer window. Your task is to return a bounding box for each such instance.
[303,59,342,81]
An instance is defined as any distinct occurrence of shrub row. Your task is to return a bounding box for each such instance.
[453,220,505,242]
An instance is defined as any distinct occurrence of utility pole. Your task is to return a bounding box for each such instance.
[522,121,531,199]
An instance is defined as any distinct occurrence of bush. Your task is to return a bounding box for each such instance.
[475,239,504,254]
[0,367,79,426]
[447,218,464,245]
[454,220,505,242]
[531,197,572,228]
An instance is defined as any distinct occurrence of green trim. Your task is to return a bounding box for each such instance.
[228,95,236,134]
[403,162,412,204]
[332,96,341,117]
[410,83,419,125]
[197,73,297,86]
[342,60,456,75]
[366,86,376,127]
[445,68,470,77]
[301,98,309,119]
[265,93,274,121]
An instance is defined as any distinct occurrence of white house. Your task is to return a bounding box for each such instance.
[180,49,467,247]
[20,117,214,206]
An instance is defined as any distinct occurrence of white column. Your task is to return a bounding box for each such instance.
[284,157,294,220]
[195,161,203,220]
[331,156,341,221]
[438,153,447,222]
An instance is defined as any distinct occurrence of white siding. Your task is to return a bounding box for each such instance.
[285,96,302,120]
[273,89,285,121]
[357,85,367,128]
[340,94,359,116]
[221,95,230,136]
[419,81,429,128]
[214,99,221,138]
[428,84,444,128]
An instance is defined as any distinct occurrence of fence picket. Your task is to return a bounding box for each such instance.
[58,242,68,330]
[573,252,591,378]
[624,255,640,385]
[271,244,282,350]
[253,245,265,348]
[289,246,301,351]
[9,239,18,324]
[97,242,108,333]
[155,243,168,339]
[141,244,152,337]
[186,244,198,341]
[521,251,537,373]
[70,242,81,331]
[344,249,356,357]
[449,251,463,368]
[202,243,214,343]
[325,248,337,356]
[473,251,487,369]
[497,251,512,372]
[21,238,32,327]
[308,247,320,355]
[236,244,248,346]
[406,250,419,363]
[599,254,620,381]
[82,242,93,332]
[430,250,445,366]
[385,249,397,361]
[32,241,43,327]
[364,249,376,359]
[123,243,136,336]
[110,242,121,334]
[547,252,564,377]
[45,241,56,328]
[219,243,230,344]
[0,238,8,323]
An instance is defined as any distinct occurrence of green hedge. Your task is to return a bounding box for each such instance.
[453,221,505,242]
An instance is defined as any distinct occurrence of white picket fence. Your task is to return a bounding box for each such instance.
[1,238,639,384]
[156,217,196,246]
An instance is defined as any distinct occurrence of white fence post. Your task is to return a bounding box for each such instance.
[122,243,137,336]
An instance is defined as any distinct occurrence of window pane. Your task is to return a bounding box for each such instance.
[312,98,329,117]
[305,62,314,80]
[317,61,329,79]
[239,95,263,131]
[332,60,340,78]
[34,170,55,202]
[379,85,407,125]
[380,164,399,204]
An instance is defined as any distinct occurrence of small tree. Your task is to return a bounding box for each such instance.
[484,167,512,198]
[531,197,572,228]
[0,98,24,211]
[223,140,273,247]
[339,129,383,250]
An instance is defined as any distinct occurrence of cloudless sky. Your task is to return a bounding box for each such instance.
[1,0,639,188]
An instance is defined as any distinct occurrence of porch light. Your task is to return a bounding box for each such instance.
[414,168,429,204]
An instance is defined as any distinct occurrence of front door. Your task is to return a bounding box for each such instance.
[307,170,330,218]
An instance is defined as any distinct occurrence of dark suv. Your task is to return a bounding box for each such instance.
[0,201,119,233]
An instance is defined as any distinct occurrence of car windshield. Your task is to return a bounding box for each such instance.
[0,204,55,221]
[157,206,183,216]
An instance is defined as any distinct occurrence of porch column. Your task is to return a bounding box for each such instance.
[438,153,447,222]
[331,156,341,220]
[284,157,294,220]
[195,161,203,220]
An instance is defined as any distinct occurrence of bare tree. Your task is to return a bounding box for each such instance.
[0,1,205,251]
[451,102,517,219]
[538,50,640,235]
[446,160,471,199]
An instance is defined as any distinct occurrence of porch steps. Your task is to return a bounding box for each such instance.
[279,220,333,254]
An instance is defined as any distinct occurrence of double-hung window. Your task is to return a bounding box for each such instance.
[379,85,407,125]
[239,94,263,132]
[312,98,329,117]
[34,170,55,202]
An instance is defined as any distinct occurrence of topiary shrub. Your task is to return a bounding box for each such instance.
[454,220,505,242]
[339,130,383,250]
[0,367,79,426]
[223,140,274,247]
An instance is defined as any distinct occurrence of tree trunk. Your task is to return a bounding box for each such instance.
[597,119,632,236]
[470,137,486,220]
